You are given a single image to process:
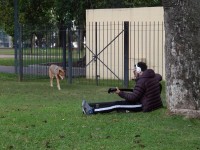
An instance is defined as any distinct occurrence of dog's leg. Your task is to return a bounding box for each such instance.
[49,68,53,87]
[56,77,61,90]
[50,77,53,87]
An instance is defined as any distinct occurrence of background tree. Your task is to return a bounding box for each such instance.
[0,0,163,52]
[84,0,161,8]
[1,0,162,38]
[21,0,55,46]
[163,0,200,118]
[0,0,14,36]
[52,0,79,47]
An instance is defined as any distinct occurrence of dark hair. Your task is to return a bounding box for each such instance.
[137,62,147,71]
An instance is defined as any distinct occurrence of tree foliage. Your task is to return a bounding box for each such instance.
[85,0,162,8]
[0,0,162,36]
[20,0,54,26]
[53,0,75,27]
[0,0,14,36]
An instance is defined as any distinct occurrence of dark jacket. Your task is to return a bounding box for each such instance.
[118,69,163,112]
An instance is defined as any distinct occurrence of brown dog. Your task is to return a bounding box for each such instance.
[49,64,65,90]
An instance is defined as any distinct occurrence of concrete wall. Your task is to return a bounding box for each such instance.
[87,7,163,22]
[86,7,165,80]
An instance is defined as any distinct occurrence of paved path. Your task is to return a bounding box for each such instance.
[0,66,15,73]
[0,55,14,58]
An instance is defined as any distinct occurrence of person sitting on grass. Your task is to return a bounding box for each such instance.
[82,62,163,115]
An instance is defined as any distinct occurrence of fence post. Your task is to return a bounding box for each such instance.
[124,21,129,88]
[68,23,72,84]
[62,26,67,79]
[95,22,98,86]
[19,25,23,81]
[14,0,19,74]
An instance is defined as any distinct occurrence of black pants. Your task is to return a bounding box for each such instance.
[89,100,142,114]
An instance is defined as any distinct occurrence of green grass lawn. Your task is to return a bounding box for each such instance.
[0,48,14,55]
[0,48,85,56]
[0,48,85,66]
[0,73,200,150]
[0,58,14,66]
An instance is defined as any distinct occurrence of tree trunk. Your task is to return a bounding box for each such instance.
[163,0,200,118]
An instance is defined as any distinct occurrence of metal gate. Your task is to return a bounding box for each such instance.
[84,21,165,87]
[17,24,86,82]
[84,21,130,87]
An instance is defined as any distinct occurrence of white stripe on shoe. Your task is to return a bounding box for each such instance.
[82,100,87,114]
[94,104,142,112]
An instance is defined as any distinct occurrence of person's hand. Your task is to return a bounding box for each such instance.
[115,87,120,94]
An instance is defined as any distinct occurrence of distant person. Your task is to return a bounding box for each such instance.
[82,62,163,115]
[41,38,46,49]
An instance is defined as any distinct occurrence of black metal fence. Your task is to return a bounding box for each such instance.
[17,24,86,83]
[16,21,164,87]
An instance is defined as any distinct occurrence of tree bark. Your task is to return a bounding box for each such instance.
[163,0,200,118]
